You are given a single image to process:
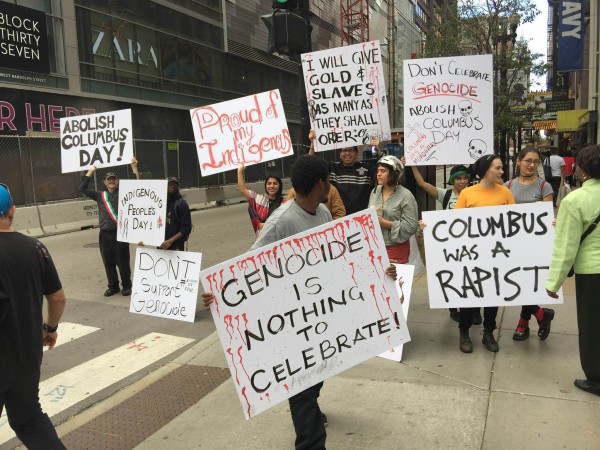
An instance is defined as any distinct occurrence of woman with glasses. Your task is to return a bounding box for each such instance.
[505,148,555,342]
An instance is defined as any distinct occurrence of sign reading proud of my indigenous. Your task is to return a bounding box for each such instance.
[422,202,563,309]
[200,209,410,419]
[403,55,493,165]
[190,90,293,176]
[301,40,391,152]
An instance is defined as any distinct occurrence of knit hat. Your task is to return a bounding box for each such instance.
[0,183,14,215]
[471,154,499,179]
[447,165,469,185]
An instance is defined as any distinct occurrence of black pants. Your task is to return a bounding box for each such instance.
[459,307,498,330]
[288,382,326,450]
[575,274,600,387]
[550,176,561,206]
[0,371,66,449]
[519,305,541,321]
[99,229,131,290]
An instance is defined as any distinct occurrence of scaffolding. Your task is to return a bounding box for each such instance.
[340,0,370,46]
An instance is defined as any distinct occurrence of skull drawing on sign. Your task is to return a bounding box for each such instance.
[468,139,487,160]
[459,100,473,117]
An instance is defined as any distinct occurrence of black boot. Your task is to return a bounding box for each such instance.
[459,328,473,353]
[482,328,499,352]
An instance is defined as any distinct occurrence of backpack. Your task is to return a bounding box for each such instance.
[442,189,453,210]
[542,156,552,180]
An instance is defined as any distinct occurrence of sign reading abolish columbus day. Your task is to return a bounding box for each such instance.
[60,109,133,173]
[301,40,391,152]
[130,247,202,323]
[117,180,167,247]
[403,54,493,165]
[422,202,563,309]
[190,90,293,177]
[200,209,410,419]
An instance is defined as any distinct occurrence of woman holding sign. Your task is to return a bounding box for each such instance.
[454,154,515,353]
[237,165,285,236]
[368,155,418,264]
[505,148,555,342]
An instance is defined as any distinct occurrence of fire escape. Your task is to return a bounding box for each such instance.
[340,0,370,46]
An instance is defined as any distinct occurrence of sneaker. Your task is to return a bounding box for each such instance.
[513,324,530,341]
[473,310,482,325]
[122,288,132,296]
[449,310,460,322]
[322,413,328,428]
[537,308,555,340]
[104,288,120,297]
[482,328,499,352]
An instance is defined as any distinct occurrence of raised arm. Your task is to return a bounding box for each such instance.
[308,129,316,156]
[79,165,99,200]
[411,166,439,198]
[131,156,141,180]
[237,165,251,201]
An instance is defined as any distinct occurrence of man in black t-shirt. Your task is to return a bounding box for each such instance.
[0,183,67,449]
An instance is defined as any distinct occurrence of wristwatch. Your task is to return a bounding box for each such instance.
[43,323,58,333]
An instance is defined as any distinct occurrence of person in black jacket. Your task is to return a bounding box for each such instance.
[160,177,192,251]
[79,158,140,297]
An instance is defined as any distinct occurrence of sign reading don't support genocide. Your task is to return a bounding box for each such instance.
[60,109,133,173]
[190,90,293,177]
[403,54,493,165]
[422,202,563,309]
[200,209,410,419]
[301,40,391,152]
[117,180,167,247]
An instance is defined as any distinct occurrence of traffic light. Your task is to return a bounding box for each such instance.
[272,0,298,9]
[261,10,308,56]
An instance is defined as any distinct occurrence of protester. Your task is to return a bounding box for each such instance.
[0,183,67,449]
[203,155,398,449]
[237,165,285,236]
[308,129,381,215]
[286,183,346,219]
[454,154,515,353]
[368,155,418,264]
[546,145,600,397]
[160,177,192,250]
[505,148,555,341]
[562,149,575,187]
[80,158,140,296]
[548,147,565,207]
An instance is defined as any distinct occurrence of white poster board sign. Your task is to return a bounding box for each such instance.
[422,202,563,308]
[190,90,293,176]
[403,55,493,165]
[301,40,391,152]
[117,180,167,247]
[60,109,133,173]
[378,263,414,362]
[130,247,202,322]
[200,209,410,419]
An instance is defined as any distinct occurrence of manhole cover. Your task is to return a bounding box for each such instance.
[83,243,99,248]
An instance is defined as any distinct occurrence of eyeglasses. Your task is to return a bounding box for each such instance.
[522,159,541,165]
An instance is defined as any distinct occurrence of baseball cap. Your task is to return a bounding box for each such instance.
[0,183,14,215]
[167,177,180,185]
[104,172,118,180]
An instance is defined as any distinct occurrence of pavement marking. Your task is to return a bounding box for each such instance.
[0,332,194,445]
[43,322,100,352]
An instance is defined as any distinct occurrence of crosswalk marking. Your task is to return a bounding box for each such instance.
[0,332,194,445]
[43,322,99,352]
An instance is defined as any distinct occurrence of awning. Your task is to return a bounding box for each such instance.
[533,120,556,130]
[556,109,588,132]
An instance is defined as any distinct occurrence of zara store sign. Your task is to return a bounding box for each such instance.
[91,30,158,68]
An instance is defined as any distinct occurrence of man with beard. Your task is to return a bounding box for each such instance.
[160,177,192,251]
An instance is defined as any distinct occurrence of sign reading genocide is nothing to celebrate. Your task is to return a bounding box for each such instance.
[301,40,391,152]
[403,54,493,166]
[199,209,410,419]
[422,202,563,309]
[117,180,167,247]
[60,109,134,173]
[190,90,293,177]
[130,247,202,323]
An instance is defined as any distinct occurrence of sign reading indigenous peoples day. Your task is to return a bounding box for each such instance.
[403,55,493,165]
[60,109,133,173]
[200,209,410,419]
[422,202,563,309]
[301,40,391,152]
[130,247,202,323]
[117,180,167,247]
[190,90,293,177]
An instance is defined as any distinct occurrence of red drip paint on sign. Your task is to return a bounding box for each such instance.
[237,345,251,381]
[348,262,357,285]
[241,386,252,418]
[226,347,240,386]
[223,315,235,342]
[370,284,385,321]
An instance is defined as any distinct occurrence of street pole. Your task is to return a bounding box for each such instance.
[295,0,312,153]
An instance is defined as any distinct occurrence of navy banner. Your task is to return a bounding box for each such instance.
[557,0,584,72]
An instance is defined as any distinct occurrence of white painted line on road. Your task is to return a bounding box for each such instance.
[43,322,100,352]
[0,333,194,444]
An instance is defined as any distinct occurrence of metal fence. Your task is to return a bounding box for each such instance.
[0,135,341,206]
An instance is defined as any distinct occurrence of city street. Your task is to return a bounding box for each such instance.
[1,202,599,450]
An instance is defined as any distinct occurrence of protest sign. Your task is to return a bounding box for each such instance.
[301,41,391,152]
[60,109,133,173]
[200,209,410,419]
[403,55,493,165]
[378,263,414,362]
[117,180,167,247]
[190,90,292,176]
[422,202,563,309]
[130,247,202,322]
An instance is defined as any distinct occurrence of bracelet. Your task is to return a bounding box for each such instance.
[43,323,58,333]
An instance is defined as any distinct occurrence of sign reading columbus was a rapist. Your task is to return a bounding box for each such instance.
[199,209,410,419]
[301,40,391,152]
[117,180,167,247]
[190,90,293,177]
[60,109,133,173]
[422,202,563,309]
[403,54,493,165]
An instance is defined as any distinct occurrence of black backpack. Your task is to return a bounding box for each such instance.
[442,189,453,210]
